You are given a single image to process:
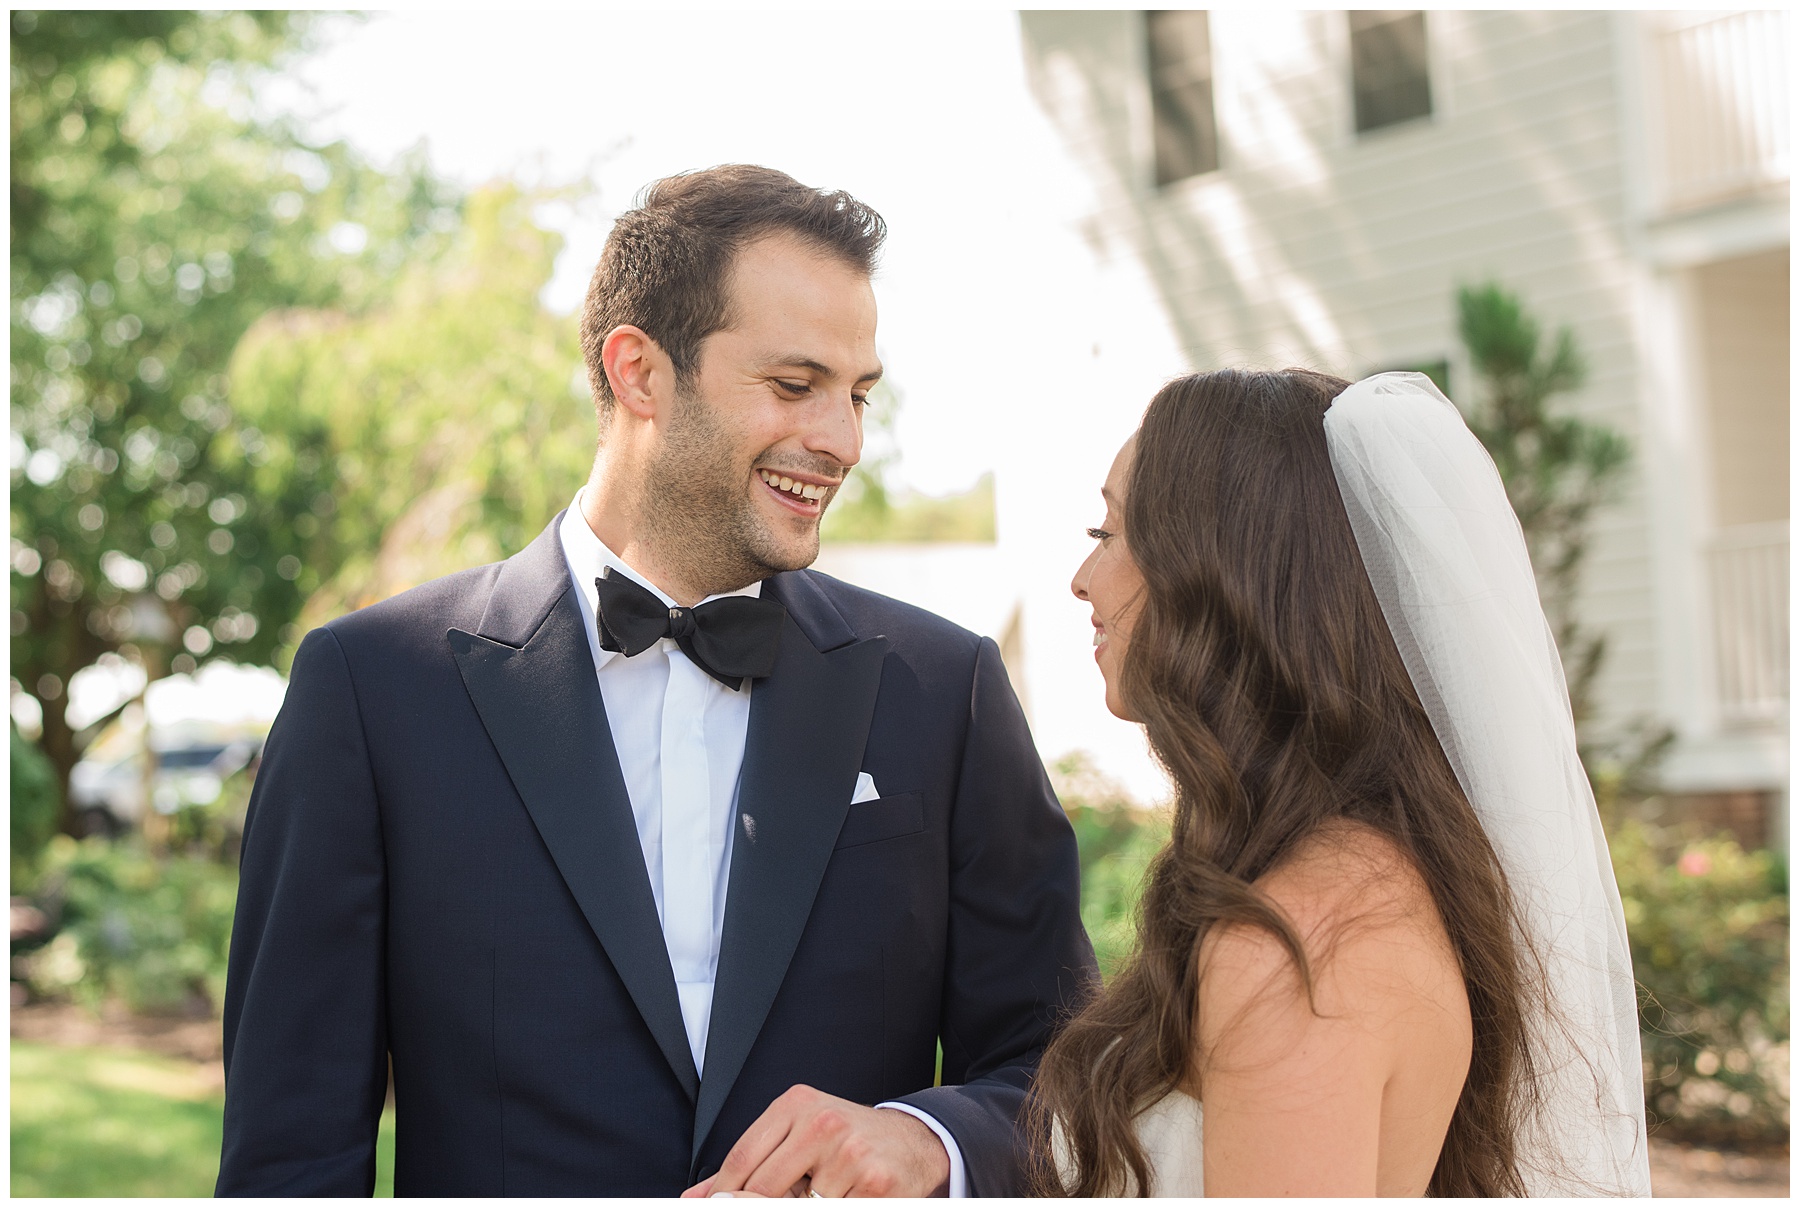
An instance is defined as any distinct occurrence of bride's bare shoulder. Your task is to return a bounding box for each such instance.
[1194,820,1464,1058]
[1262,818,1444,943]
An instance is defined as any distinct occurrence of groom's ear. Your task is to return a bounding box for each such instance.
[601,324,670,422]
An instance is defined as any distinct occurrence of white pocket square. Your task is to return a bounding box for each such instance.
[851,772,880,804]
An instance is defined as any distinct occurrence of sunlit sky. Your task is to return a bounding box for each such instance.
[268,9,1123,496]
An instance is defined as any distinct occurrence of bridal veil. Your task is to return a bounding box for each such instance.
[1325,372,1651,1196]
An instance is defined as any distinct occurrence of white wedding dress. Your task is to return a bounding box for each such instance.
[1053,1089,1206,1196]
[1133,1090,1207,1196]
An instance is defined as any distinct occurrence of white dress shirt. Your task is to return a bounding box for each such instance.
[558,495,966,1196]
[558,499,754,1073]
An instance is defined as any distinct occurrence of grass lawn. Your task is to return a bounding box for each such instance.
[11,1040,395,1196]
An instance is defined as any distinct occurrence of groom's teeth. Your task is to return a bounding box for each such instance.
[760,469,826,502]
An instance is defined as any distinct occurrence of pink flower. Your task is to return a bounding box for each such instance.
[1677,850,1713,877]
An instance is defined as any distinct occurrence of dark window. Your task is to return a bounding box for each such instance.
[1147,10,1219,186]
[1349,11,1432,133]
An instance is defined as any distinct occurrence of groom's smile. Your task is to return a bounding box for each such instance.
[756,466,837,513]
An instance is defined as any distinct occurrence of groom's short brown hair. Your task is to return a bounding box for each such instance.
[579,164,887,422]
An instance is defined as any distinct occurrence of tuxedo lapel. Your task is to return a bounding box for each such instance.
[692,572,887,1160]
[448,518,700,1101]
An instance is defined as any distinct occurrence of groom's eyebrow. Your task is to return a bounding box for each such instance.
[764,354,884,385]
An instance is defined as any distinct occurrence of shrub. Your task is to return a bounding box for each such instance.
[12,724,61,882]
[1072,812,1166,978]
[1054,752,1169,978]
[1612,818,1789,1145]
[21,837,239,1016]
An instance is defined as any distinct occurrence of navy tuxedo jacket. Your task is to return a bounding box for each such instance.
[216,517,1095,1196]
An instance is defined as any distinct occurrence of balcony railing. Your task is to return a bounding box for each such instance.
[1708,521,1788,726]
[1654,10,1790,212]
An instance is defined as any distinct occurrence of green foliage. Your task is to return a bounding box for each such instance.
[165,760,255,864]
[12,723,61,879]
[20,838,238,1015]
[1054,752,1168,978]
[9,1040,397,1196]
[1613,819,1789,1144]
[228,185,591,637]
[1456,283,1630,726]
[11,10,458,823]
[1072,808,1166,978]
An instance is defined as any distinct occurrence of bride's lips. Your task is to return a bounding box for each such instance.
[1091,617,1108,654]
[756,467,837,516]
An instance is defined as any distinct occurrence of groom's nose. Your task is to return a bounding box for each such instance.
[798,389,863,470]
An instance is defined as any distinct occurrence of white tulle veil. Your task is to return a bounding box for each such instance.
[1323,372,1651,1196]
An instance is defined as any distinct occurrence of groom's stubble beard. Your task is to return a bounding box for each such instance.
[639,384,826,597]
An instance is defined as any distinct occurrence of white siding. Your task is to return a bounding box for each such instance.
[1019,10,1660,742]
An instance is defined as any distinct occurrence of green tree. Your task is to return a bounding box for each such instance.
[1456,283,1630,725]
[228,185,594,637]
[10,11,456,826]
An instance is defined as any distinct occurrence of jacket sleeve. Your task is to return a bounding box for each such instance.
[217,626,389,1195]
[893,636,1097,1196]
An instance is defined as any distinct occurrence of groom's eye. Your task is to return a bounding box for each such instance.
[772,379,810,397]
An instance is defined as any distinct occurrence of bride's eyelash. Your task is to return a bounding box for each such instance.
[1086,527,1112,541]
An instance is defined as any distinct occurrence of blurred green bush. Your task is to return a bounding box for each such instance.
[1613,819,1789,1145]
[18,837,237,1016]
[1067,803,1165,979]
[12,725,61,881]
[1054,753,1166,978]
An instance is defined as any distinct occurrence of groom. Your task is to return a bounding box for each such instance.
[216,165,1094,1197]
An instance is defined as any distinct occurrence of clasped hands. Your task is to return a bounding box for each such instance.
[681,1085,950,1198]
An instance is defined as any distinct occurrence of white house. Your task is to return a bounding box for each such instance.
[992,10,1788,837]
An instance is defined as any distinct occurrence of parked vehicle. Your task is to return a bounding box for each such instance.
[68,731,261,836]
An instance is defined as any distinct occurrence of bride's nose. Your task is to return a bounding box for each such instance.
[1071,546,1096,602]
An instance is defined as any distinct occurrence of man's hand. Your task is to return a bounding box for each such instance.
[682,1085,951,1198]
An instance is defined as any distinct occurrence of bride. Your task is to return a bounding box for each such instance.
[1033,370,1649,1196]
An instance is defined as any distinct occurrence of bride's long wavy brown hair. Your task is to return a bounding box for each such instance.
[1027,369,1538,1196]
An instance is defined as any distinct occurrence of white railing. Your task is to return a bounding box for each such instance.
[1708,521,1788,726]
[1654,10,1790,212]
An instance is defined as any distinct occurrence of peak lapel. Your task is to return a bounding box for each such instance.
[448,520,700,1100]
[693,573,887,1159]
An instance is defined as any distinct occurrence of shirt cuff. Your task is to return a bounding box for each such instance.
[874,1101,967,1197]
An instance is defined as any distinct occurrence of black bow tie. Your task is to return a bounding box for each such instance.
[593,567,786,690]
